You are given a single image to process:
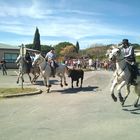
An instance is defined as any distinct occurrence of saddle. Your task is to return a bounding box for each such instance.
[50,61,59,77]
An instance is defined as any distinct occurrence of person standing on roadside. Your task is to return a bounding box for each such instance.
[0,58,7,75]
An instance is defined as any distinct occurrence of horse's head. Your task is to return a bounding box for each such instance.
[107,46,122,62]
[32,53,44,66]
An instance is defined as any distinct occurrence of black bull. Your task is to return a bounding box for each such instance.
[67,68,84,88]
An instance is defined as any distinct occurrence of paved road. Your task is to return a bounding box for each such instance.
[0,70,140,140]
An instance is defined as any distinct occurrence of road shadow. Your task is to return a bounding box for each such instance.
[122,104,140,115]
[51,86,99,94]
[34,79,59,86]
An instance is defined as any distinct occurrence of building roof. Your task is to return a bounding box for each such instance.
[0,43,40,53]
[0,43,19,50]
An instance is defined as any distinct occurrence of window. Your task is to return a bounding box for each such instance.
[4,53,19,63]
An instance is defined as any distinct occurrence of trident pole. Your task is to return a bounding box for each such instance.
[21,44,24,89]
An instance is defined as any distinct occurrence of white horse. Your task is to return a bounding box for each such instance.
[32,53,68,92]
[15,55,40,84]
[107,46,140,107]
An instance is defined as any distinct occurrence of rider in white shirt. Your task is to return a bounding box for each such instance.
[120,39,139,85]
[45,48,57,77]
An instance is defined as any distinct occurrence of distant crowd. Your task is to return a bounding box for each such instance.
[64,58,116,71]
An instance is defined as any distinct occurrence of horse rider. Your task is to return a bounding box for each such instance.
[120,39,139,85]
[45,48,57,77]
[24,52,32,73]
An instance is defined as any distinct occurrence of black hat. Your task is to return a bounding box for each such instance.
[122,39,129,44]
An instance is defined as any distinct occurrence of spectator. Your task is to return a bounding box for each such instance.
[0,58,7,75]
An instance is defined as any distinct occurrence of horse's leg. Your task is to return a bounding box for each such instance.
[134,83,140,107]
[28,73,32,83]
[80,78,83,88]
[46,76,51,93]
[110,80,117,102]
[43,77,47,86]
[32,72,40,83]
[35,74,40,82]
[18,74,24,83]
[134,97,139,107]
[31,75,35,83]
[16,73,21,84]
[22,75,24,82]
[116,81,126,103]
[31,75,37,84]
[57,73,63,87]
[76,79,79,87]
[122,85,130,106]
[60,76,63,87]
[63,74,68,86]
[71,79,74,88]
[43,77,50,93]
[19,72,24,83]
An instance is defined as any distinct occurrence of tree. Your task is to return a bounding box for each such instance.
[75,41,80,53]
[54,42,74,55]
[25,44,34,49]
[33,27,41,51]
[41,45,53,55]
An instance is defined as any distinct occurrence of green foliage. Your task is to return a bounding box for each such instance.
[33,27,41,51]
[54,42,75,55]
[136,56,140,62]
[81,45,109,60]
[132,44,140,49]
[25,44,52,55]
[0,88,36,95]
[25,44,34,49]
[41,45,53,55]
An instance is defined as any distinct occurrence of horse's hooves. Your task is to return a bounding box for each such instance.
[121,101,124,106]
[119,96,124,103]
[47,89,50,93]
[111,94,117,102]
[134,103,138,108]
[60,84,63,87]
[48,85,51,87]
[65,83,68,86]
[118,93,124,103]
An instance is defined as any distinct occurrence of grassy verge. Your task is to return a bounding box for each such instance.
[0,88,37,96]
[136,56,140,62]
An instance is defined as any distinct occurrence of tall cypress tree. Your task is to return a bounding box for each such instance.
[75,41,80,53]
[33,27,41,51]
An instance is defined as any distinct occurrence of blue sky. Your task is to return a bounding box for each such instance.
[0,0,140,49]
